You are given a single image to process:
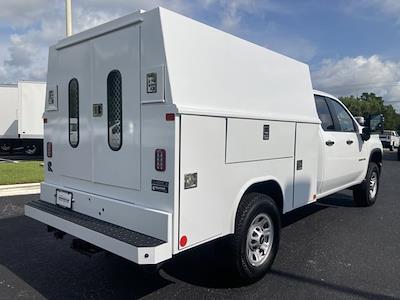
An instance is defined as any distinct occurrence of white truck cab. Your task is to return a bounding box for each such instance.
[25,7,384,282]
[380,130,400,151]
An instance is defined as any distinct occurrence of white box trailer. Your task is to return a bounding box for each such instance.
[25,7,383,282]
[0,81,46,156]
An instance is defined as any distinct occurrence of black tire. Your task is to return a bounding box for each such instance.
[389,144,394,151]
[24,144,38,156]
[353,162,380,207]
[230,193,281,283]
[0,144,11,153]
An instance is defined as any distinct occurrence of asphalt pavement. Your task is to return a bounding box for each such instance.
[0,151,399,299]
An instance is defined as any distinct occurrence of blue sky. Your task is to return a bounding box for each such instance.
[0,0,399,109]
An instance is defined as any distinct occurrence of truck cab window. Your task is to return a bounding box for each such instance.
[314,95,335,131]
[328,99,356,132]
[68,78,79,148]
[107,70,122,151]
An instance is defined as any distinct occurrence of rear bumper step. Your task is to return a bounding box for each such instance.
[25,200,172,264]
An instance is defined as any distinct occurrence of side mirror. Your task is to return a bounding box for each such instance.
[362,114,384,141]
[361,127,371,141]
[366,114,384,134]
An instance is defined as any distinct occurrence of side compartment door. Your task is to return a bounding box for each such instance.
[92,26,141,190]
[179,115,226,249]
[293,123,319,208]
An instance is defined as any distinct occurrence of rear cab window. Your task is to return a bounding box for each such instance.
[314,95,335,131]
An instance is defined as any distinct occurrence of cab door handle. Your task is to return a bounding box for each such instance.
[346,140,354,145]
[326,140,335,146]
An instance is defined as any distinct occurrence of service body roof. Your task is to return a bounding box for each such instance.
[54,7,320,124]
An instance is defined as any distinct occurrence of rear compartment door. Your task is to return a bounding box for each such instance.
[57,41,93,181]
[92,26,141,190]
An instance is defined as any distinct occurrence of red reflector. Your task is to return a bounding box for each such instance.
[155,149,166,171]
[47,142,52,158]
[43,118,48,124]
[180,235,188,247]
[165,113,175,121]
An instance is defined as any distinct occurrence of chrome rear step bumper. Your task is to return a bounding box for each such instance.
[25,200,172,264]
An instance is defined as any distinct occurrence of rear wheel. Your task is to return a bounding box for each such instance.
[353,162,380,207]
[230,193,280,283]
[24,144,38,156]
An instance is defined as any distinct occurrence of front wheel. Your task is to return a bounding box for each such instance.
[353,162,380,207]
[397,147,400,161]
[389,144,394,151]
[230,193,281,283]
[0,144,11,153]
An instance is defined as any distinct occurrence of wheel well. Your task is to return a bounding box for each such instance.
[370,150,382,171]
[243,180,284,214]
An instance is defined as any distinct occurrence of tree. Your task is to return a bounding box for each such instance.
[340,92,400,131]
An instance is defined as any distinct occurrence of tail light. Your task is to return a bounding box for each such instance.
[47,142,52,158]
[155,149,166,171]
[165,113,175,121]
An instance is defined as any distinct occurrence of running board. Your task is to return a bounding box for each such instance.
[25,200,172,264]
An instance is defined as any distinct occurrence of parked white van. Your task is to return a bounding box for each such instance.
[25,7,384,282]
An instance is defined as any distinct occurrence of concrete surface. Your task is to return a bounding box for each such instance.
[0,183,40,197]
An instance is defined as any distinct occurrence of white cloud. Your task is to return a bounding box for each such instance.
[203,0,290,32]
[346,0,400,24]
[0,0,192,83]
[312,55,400,111]
[0,0,55,27]
[0,0,291,83]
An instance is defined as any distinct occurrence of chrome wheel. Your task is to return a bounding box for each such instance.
[369,171,378,199]
[0,144,11,152]
[24,145,37,155]
[246,213,274,267]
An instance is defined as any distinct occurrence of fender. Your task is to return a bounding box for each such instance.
[229,176,285,233]
[367,148,383,170]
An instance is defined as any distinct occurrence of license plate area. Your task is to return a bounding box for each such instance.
[56,190,73,209]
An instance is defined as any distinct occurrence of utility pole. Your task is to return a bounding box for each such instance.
[65,0,73,37]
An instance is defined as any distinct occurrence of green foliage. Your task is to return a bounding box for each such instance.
[340,92,400,131]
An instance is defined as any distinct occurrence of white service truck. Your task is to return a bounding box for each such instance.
[25,8,384,282]
[379,130,400,151]
[0,81,46,156]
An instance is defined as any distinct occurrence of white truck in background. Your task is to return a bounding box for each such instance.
[25,8,384,283]
[0,81,46,156]
[379,130,400,151]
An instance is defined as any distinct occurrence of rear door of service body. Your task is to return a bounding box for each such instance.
[314,95,366,193]
[56,25,141,191]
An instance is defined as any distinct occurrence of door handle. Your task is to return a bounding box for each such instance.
[346,140,354,145]
[326,140,335,146]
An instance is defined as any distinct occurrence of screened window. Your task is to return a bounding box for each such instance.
[314,95,335,131]
[68,78,79,147]
[328,98,356,132]
[107,70,122,151]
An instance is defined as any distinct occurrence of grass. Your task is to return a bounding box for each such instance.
[0,161,44,185]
